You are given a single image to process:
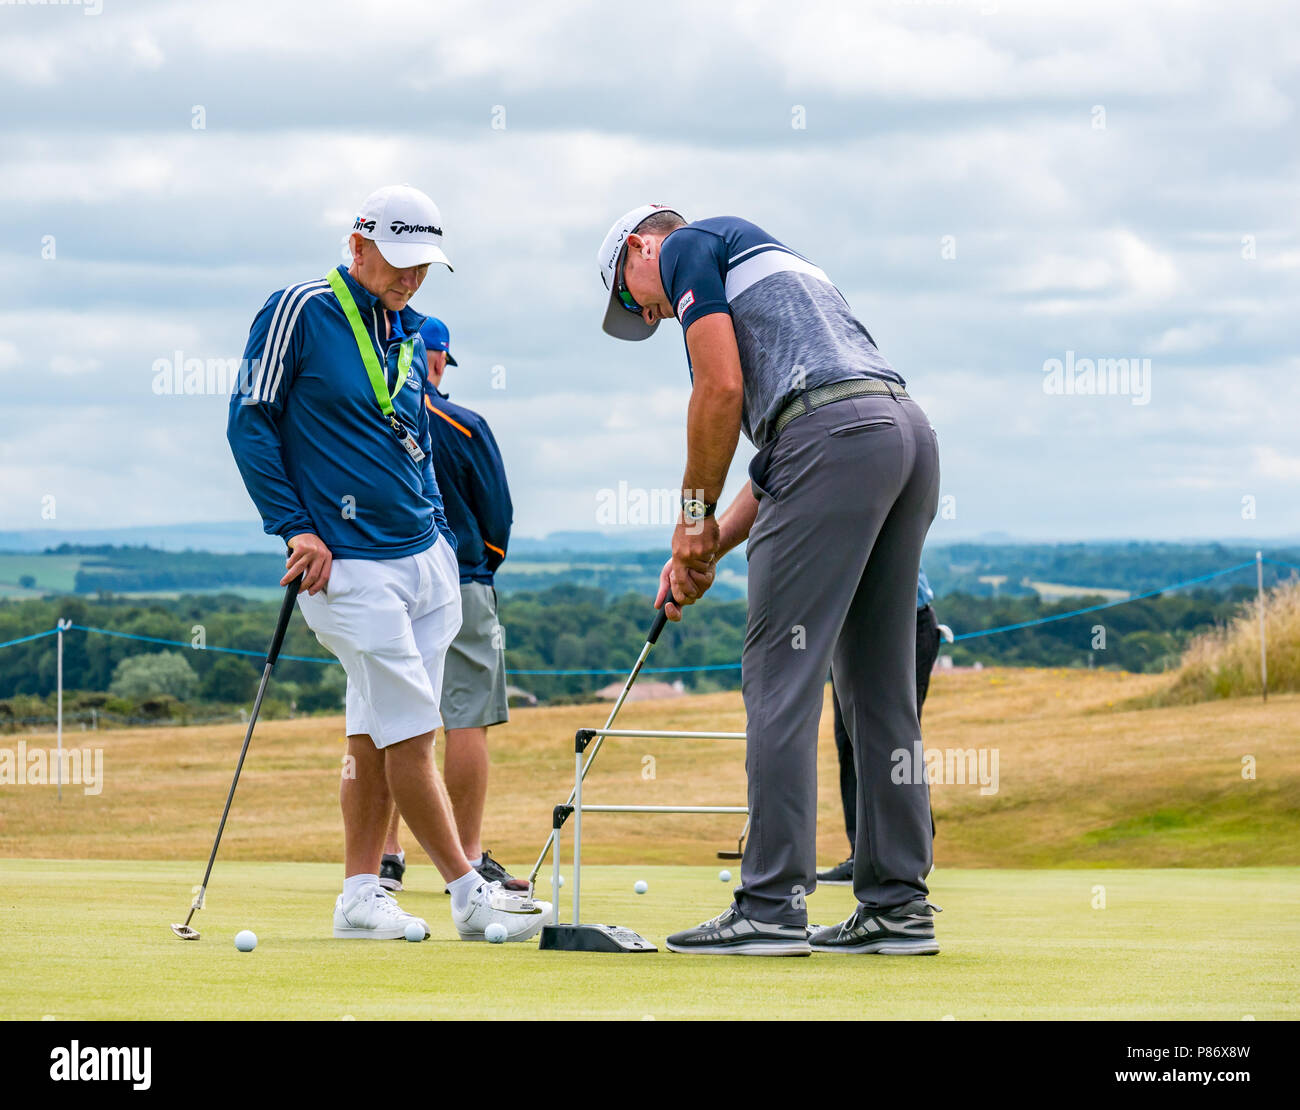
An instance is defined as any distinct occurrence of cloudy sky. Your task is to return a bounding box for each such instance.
[3,0,1297,549]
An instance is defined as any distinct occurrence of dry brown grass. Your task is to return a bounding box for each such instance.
[2,666,1296,869]
[1155,577,1300,704]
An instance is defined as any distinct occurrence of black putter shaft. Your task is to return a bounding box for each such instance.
[651,592,748,861]
[172,573,303,938]
[718,815,750,860]
[647,598,672,646]
[526,592,678,890]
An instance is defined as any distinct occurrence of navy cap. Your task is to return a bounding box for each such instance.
[418,316,458,367]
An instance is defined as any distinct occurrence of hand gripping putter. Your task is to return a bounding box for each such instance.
[171,574,302,940]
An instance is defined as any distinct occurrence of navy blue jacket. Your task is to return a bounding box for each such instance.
[917,567,934,610]
[227,266,453,559]
[424,391,512,584]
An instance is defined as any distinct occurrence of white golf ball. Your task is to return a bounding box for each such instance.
[634,880,648,895]
[404,920,426,943]
[234,930,257,952]
[719,869,732,882]
[556,875,565,887]
[485,922,508,944]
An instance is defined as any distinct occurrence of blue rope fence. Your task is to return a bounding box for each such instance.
[62,624,333,666]
[1,556,1295,675]
[951,560,1258,642]
[0,628,59,651]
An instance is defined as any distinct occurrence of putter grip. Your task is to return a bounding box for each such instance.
[648,592,679,645]
[266,575,304,667]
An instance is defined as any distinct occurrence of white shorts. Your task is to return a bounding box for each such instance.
[296,536,462,748]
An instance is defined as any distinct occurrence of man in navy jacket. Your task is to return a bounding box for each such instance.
[227,185,546,943]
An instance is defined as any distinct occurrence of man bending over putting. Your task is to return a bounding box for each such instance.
[228,184,548,942]
[597,205,940,955]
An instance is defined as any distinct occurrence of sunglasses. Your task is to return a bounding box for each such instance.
[615,246,643,314]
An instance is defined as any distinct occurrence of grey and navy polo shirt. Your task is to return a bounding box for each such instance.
[657,216,904,447]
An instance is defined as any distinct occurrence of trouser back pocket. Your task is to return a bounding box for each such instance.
[828,415,896,437]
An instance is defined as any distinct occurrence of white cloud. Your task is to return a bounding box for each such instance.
[128,36,165,70]
[1113,230,1180,299]
[1252,446,1300,481]
[1147,321,1223,355]
[50,354,101,377]
[0,0,1296,541]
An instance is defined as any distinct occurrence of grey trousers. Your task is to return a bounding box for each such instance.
[737,391,940,924]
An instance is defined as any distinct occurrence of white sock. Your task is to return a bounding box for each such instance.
[467,854,483,869]
[447,869,483,912]
[394,850,405,864]
[343,873,381,900]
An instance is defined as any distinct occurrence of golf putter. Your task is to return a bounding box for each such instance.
[526,592,678,898]
[171,572,303,940]
[717,815,750,860]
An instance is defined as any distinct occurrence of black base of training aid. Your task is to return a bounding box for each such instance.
[539,923,657,953]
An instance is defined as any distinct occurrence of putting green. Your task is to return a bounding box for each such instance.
[1,861,1295,1020]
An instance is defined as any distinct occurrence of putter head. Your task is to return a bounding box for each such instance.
[717,850,742,860]
[171,923,201,940]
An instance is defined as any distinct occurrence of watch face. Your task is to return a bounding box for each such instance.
[683,499,706,521]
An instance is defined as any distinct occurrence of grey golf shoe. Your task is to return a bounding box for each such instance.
[666,905,811,956]
[808,899,941,955]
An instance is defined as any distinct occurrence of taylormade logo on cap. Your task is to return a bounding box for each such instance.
[389,220,443,236]
[351,185,453,271]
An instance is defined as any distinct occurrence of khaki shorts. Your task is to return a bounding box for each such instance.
[441,582,509,730]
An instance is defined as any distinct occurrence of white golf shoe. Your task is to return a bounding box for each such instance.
[452,880,550,942]
[333,885,429,940]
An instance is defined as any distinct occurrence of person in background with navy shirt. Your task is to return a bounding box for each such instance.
[378,317,527,894]
[818,566,942,885]
[227,184,547,944]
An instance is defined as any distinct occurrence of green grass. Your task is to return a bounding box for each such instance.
[109,586,289,601]
[1023,580,1130,602]
[0,555,288,600]
[0,554,86,596]
[1076,793,1298,858]
[1,861,1295,1020]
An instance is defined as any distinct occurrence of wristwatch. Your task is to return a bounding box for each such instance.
[681,497,717,523]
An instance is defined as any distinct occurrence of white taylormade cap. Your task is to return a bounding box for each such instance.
[352,184,453,271]
[597,204,685,341]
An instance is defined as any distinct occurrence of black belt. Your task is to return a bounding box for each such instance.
[771,378,908,438]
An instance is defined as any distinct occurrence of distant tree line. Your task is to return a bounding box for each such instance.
[58,544,287,593]
[935,587,1260,671]
[922,541,1298,599]
[35,540,1299,600]
[0,582,1269,729]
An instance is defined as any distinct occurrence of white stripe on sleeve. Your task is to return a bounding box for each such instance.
[254,280,327,402]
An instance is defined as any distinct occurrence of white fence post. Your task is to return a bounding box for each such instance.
[1256,551,1267,703]
[56,619,64,801]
